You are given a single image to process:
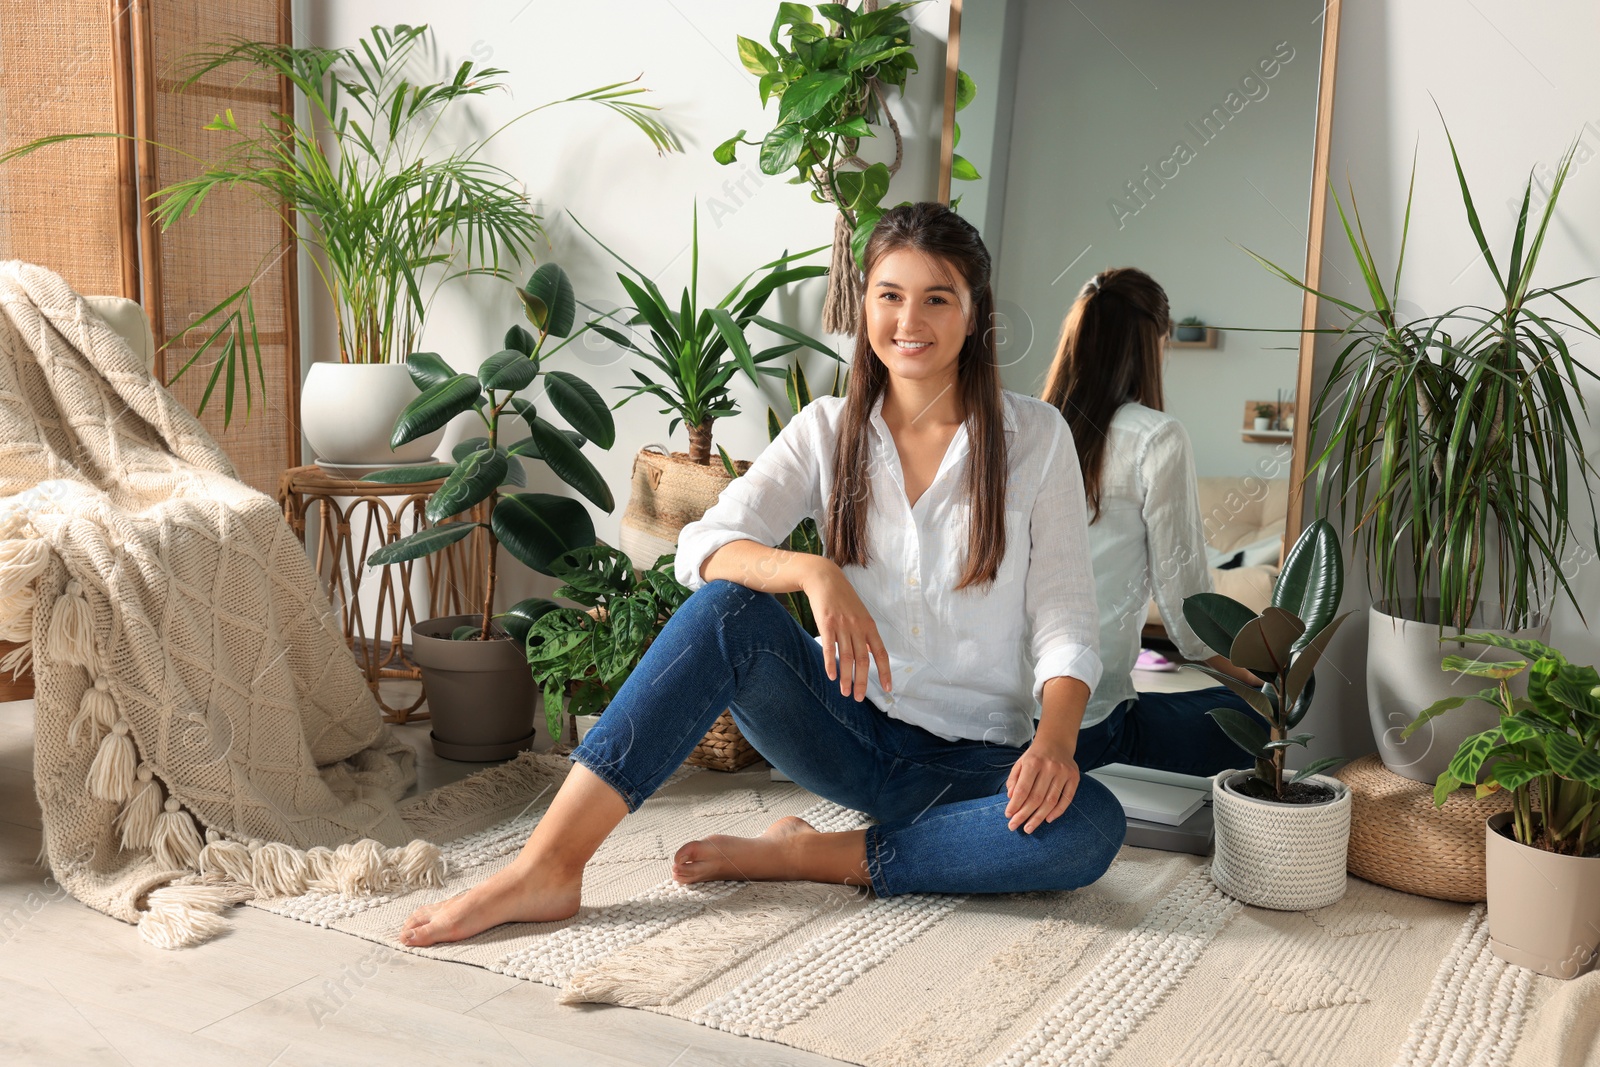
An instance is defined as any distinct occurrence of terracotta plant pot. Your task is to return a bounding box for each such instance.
[1210,770,1352,910]
[618,447,749,572]
[1367,601,1550,783]
[1484,811,1600,978]
[412,615,535,761]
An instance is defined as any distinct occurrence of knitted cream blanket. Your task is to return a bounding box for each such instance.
[0,262,442,947]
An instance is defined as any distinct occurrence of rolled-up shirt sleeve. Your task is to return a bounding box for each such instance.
[1025,417,1103,704]
[1140,420,1216,662]
[673,402,825,591]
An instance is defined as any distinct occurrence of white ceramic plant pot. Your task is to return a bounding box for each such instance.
[1484,811,1600,978]
[1367,601,1550,783]
[574,713,601,741]
[1210,770,1352,910]
[1253,417,1271,431]
[301,362,444,467]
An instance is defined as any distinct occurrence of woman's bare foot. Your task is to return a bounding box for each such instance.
[399,859,581,947]
[671,815,819,884]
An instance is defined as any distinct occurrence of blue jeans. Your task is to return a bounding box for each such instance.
[571,579,1126,897]
[1076,687,1269,778]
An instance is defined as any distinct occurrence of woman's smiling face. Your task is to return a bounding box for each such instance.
[865,248,975,386]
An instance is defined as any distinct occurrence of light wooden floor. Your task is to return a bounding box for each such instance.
[0,695,844,1067]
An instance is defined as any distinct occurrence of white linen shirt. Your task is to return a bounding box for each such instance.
[1083,402,1216,727]
[674,389,1102,748]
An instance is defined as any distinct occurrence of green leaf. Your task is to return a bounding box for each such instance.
[1289,758,1345,784]
[498,596,561,645]
[1229,606,1306,676]
[404,352,454,393]
[1440,654,1527,679]
[949,154,980,182]
[1182,592,1259,659]
[543,370,616,449]
[1446,728,1505,784]
[713,130,744,166]
[1281,611,1353,713]
[1400,688,1501,740]
[529,418,613,511]
[453,437,490,463]
[1180,663,1273,719]
[822,115,872,138]
[717,445,738,478]
[1544,730,1600,785]
[850,206,882,268]
[365,521,483,567]
[451,624,481,641]
[1264,733,1315,750]
[522,263,576,337]
[492,493,596,575]
[391,374,481,448]
[1207,706,1270,759]
[777,70,850,124]
[427,447,506,522]
[708,307,759,384]
[361,463,456,484]
[1488,756,1547,791]
[736,36,778,75]
[954,68,977,111]
[478,349,539,392]
[504,325,538,357]
[1272,518,1343,648]
[759,123,806,174]
[1433,771,1466,807]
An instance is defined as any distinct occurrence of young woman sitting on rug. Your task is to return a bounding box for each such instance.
[400,201,1126,948]
[1039,267,1268,777]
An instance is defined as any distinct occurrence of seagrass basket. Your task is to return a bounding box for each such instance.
[1333,753,1513,903]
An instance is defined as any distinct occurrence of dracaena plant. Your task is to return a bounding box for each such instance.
[576,204,837,465]
[1182,519,1353,800]
[1402,635,1600,857]
[1246,120,1600,632]
[364,265,616,642]
[520,545,692,739]
[716,1,922,265]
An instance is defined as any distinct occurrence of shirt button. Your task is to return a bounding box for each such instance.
[911,625,922,636]
[907,575,919,587]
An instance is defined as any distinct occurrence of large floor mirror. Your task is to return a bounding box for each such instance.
[940,0,1340,638]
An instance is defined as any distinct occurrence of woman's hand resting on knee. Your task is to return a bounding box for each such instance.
[1004,739,1080,834]
[802,558,893,701]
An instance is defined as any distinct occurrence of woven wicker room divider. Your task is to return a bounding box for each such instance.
[135,0,300,494]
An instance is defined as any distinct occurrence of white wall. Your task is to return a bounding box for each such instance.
[299,0,950,606]
[1291,0,1600,763]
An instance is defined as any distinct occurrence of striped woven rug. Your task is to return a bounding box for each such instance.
[249,752,1598,1067]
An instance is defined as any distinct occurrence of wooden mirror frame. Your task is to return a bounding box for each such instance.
[937,0,1345,550]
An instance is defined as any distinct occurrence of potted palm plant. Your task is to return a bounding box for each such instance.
[124,24,674,446]
[364,266,617,759]
[1404,635,1600,977]
[575,203,837,571]
[1182,519,1354,910]
[1247,125,1600,782]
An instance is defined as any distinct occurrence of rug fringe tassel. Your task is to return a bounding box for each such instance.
[0,537,50,600]
[150,798,203,870]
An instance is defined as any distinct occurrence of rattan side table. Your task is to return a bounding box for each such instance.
[278,464,487,724]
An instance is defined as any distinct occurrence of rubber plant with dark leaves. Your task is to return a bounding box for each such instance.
[521,545,691,740]
[1181,519,1353,801]
[364,265,615,643]
[1402,636,1600,857]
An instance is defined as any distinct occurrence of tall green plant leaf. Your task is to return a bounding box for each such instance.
[391,373,480,447]
[492,493,595,574]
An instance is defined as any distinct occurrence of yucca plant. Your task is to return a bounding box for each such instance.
[3,24,677,425]
[1246,121,1600,632]
[1183,519,1353,800]
[364,265,615,642]
[1405,634,1600,857]
[577,203,838,464]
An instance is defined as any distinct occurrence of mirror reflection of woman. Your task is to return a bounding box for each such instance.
[398,203,1125,948]
[1041,268,1269,776]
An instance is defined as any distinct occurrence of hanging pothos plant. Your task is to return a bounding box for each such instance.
[715,1,920,334]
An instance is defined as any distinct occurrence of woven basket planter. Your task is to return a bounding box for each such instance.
[618,448,749,572]
[1333,753,1510,902]
[687,709,762,772]
[1211,770,1352,910]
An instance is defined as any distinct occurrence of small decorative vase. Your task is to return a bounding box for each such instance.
[1210,770,1351,910]
[301,362,445,468]
[1252,417,1272,431]
[1483,811,1600,978]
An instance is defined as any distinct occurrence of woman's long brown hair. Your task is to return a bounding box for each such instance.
[825,202,1009,590]
[1039,267,1171,521]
